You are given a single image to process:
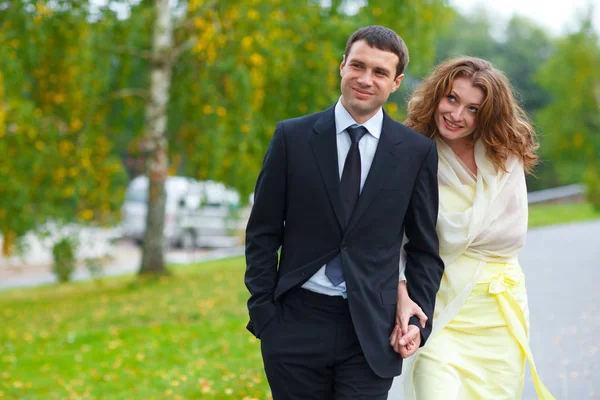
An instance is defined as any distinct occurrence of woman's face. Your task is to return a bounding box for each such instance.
[434,77,484,147]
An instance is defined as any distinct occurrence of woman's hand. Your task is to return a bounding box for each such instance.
[389,281,427,357]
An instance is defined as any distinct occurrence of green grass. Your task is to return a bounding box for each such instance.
[0,258,270,400]
[528,202,600,228]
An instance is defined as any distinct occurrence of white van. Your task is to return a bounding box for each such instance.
[121,176,243,248]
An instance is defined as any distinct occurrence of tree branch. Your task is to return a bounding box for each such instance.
[67,88,148,138]
[109,88,149,101]
[169,37,197,64]
[97,44,153,59]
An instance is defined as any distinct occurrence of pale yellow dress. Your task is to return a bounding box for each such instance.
[400,139,554,400]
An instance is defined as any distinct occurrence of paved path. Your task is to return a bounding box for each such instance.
[0,241,244,291]
[388,220,600,399]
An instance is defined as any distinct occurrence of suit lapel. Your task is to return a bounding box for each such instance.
[310,107,345,229]
[346,112,404,230]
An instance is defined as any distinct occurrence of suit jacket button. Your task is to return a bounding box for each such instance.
[341,243,347,250]
[301,271,308,277]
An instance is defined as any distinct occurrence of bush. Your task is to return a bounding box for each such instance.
[51,237,77,283]
[584,164,600,211]
[84,255,107,282]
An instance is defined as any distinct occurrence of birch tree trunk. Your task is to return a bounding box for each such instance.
[139,0,173,275]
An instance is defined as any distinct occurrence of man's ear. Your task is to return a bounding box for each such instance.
[340,55,346,76]
[392,73,404,92]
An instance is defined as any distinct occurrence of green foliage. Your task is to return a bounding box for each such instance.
[51,237,77,283]
[0,257,269,399]
[359,0,453,75]
[2,0,596,241]
[498,17,554,113]
[434,8,499,64]
[535,16,600,180]
[170,1,347,197]
[0,0,452,248]
[583,165,600,210]
[0,1,128,250]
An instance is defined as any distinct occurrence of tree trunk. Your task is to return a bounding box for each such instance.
[1,230,15,257]
[139,0,173,275]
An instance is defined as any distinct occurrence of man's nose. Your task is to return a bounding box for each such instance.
[357,70,373,86]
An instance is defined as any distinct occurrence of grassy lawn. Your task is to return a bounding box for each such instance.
[528,201,600,228]
[0,257,270,400]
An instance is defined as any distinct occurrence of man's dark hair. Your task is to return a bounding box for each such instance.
[344,25,409,78]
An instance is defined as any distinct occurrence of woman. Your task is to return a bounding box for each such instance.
[393,56,555,399]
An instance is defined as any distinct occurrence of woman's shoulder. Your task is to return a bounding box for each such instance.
[504,153,524,175]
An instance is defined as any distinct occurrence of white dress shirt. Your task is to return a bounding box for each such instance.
[302,100,383,298]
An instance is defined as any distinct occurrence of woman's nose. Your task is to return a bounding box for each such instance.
[450,107,463,120]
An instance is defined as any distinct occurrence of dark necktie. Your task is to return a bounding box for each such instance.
[325,125,368,286]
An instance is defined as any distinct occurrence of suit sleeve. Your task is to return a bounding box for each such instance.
[244,122,287,338]
[403,140,444,346]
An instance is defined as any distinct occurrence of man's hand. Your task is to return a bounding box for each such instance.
[390,324,421,358]
[389,281,427,358]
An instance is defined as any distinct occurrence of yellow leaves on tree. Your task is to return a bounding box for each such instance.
[0,71,4,138]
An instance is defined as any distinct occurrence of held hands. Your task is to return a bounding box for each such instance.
[389,281,427,358]
[390,324,421,358]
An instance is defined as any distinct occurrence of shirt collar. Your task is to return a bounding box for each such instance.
[334,98,383,139]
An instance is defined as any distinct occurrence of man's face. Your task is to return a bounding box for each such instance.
[340,40,403,123]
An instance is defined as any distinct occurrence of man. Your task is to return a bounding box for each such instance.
[245,25,444,399]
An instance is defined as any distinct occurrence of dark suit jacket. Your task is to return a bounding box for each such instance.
[244,105,444,378]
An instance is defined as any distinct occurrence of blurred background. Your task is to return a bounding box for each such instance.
[0,0,599,279]
[0,0,598,398]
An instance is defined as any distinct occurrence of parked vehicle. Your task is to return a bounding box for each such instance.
[121,176,244,248]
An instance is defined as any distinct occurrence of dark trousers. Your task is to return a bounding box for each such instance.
[260,288,393,400]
